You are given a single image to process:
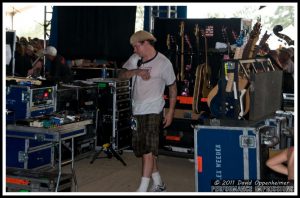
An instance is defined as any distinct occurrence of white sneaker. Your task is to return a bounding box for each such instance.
[149,182,167,192]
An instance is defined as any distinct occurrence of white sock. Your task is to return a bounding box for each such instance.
[136,177,150,192]
[152,172,162,186]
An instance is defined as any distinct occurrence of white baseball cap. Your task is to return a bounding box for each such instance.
[44,46,57,56]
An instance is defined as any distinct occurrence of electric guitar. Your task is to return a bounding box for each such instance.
[209,61,240,119]
[166,34,178,77]
[242,18,262,60]
[180,34,193,96]
[254,30,271,57]
[221,26,230,60]
[179,21,185,82]
[201,26,213,98]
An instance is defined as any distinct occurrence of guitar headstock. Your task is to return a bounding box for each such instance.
[167,34,170,50]
[224,61,236,92]
[184,34,192,50]
[221,26,229,43]
[235,30,245,47]
[180,21,185,37]
[205,25,214,37]
[224,61,236,77]
[232,30,238,41]
[200,28,205,39]
[166,34,176,51]
[250,19,262,39]
[259,30,271,46]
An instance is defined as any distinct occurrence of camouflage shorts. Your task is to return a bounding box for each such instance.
[131,113,162,157]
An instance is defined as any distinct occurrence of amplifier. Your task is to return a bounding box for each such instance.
[57,82,98,113]
[6,85,57,122]
[87,78,132,150]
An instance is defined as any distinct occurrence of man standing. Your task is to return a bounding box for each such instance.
[44,46,73,83]
[119,30,177,192]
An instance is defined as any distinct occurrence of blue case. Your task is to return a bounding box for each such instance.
[194,125,260,192]
[6,137,54,169]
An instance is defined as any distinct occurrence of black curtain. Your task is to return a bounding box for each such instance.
[56,6,136,62]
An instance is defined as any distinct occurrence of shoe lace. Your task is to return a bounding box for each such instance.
[153,183,166,191]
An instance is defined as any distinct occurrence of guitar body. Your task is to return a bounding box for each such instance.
[192,27,213,113]
[208,75,250,119]
[192,63,212,113]
[193,64,204,113]
[209,78,239,118]
[201,63,212,97]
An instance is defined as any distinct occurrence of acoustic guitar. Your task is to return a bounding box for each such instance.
[192,26,212,113]
[200,27,212,98]
[192,24,201,113]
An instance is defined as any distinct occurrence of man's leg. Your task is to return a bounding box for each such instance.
[136,152,154,192]
[150,156,166,192]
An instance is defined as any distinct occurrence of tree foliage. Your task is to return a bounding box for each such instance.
[264,6,294,29]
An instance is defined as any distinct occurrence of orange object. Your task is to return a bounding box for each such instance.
[165,135,181,141]
[197,156,203,173]
[6,177,30,185]
[200,97,208,102]
[164,95,193,105]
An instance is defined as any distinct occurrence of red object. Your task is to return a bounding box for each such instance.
[6,177,30,185]
[197,156,203,173]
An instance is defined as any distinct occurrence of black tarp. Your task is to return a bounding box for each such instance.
[55,6,136,62]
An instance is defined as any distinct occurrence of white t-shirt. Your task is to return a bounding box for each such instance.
[122,52,176,115]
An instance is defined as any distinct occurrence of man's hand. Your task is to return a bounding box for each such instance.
[163,110,174,128]
[137,69,150,80]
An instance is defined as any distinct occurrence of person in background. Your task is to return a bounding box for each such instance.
[14,42,32,77]
[278,47,294,93]
[44,46,73,83]
[266,146,294,184]
[25,44,43,77]
[268,47,294,93]
[118,30,177,192]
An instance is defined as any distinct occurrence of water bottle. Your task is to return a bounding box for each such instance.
[100,64,107,78]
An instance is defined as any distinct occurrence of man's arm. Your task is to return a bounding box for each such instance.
[163,81,177,128]
[118,68,151,80]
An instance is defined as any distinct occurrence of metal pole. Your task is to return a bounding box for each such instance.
[149,6,153,32]
[43,6,47,78]
[167,6,171,18]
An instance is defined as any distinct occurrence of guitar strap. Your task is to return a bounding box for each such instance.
[233,60,240,118]
[220,60,240,119]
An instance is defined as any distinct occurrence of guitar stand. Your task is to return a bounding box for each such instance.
[90,143,127,166]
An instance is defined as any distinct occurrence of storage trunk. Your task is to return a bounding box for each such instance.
[6,167,72,192]
[194,123,273,192]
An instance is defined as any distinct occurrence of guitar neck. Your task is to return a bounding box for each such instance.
[225,73,234,92]
[180,33,185,81]
[204,37,208,69]
[197,38,200,63]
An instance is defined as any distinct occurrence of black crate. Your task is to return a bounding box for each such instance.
[159,118,198,153]
[6,168,73,192]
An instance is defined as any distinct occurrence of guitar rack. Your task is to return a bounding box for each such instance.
[237,58,283,121]
[238,58,275,79]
